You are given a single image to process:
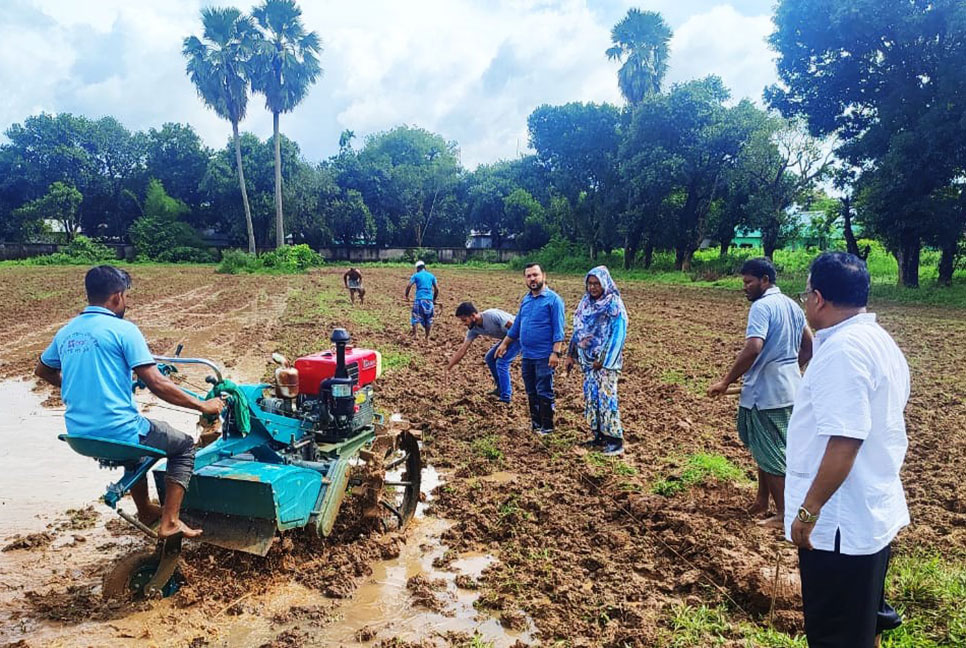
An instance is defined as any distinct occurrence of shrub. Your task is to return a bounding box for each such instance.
[215,245,323,274]
[156,247,218,264]
[216,250,258,274]
[25,235,117,265]
[402,247,439,265]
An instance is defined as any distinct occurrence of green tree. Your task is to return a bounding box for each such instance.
[128,179,203,260]
[768,0,966,287]
[183,6,258,254]
[13,182,83,241]
[250,0,322,249]
[141,123,211,219]
[328,189,375,253]
[505,188,551,250]
[605,8,672,104]
[528,102,622,258]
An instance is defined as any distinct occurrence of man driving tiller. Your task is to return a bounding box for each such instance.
[35,265,225,539]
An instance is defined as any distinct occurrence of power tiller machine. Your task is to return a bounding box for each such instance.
[58,328,421,599]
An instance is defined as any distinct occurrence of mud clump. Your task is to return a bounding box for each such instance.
[258,628,308,648]
[56,505,99,531]
[3,532,54,552]
[406,574,452,613]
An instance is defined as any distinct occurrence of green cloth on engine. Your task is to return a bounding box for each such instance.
[205,379,251,434]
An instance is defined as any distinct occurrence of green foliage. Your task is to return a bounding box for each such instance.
[156,247,218,264]
[402,248,439,265]
[881,550,966,646]
[215,244,322,274]
[471,436,504,463]
[381,349,413,373]
[129,180,205,260]
[12,182,83,241]
[652,453,746,497]
[25,235,116,265]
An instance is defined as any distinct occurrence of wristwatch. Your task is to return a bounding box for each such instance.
[797,506,819,524]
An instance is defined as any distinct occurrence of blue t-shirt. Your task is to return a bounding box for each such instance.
[506,287,566,359]
[41,306,155,443]
[740,286,807,410]
[409,271,437,301]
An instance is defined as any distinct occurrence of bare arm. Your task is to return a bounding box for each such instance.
[433,283,439,302]
[446,338,474,371]
[35,360,62,388]
[343,272,349,288]
[798,326,814,370]
[791,436,863,549]
[708,337,763,396]
[135,364,223,416]
[404,281,413,300]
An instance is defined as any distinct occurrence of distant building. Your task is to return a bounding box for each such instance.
[465,230,516,250]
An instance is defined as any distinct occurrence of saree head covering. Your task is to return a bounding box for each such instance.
[572,265,628,364]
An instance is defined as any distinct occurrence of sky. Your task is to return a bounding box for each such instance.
[0,0,778,169]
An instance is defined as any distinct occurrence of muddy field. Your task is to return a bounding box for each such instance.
[1,264,964,647]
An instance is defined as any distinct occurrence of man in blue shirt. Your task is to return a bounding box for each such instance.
[708,258,813,529]
[496,263,566,435]
[35,266,224,539]
[405,260,439,340]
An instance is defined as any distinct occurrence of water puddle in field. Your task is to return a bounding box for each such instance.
[0,378,198,537]
[0,379,533,647]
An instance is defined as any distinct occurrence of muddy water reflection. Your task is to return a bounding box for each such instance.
[0,378,199,537]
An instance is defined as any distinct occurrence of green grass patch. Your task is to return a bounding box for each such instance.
[652,453,747,497]
[471,435,504,463]
[346,307,383,328]
[381,348,413,373]
[881,551,966,647]
[661,603,808,647]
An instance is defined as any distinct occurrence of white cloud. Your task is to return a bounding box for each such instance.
[0,0,779,168]
[668,4,776,103]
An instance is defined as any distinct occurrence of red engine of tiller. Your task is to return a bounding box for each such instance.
[294,345,381,395]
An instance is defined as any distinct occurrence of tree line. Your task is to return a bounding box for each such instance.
[0,1,963,287]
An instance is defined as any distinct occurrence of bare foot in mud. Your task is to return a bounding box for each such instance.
[159,519,203,539]
[747,499,769,516]
[756,514,784,530]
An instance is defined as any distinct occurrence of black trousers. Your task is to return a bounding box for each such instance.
[798,532,901,647]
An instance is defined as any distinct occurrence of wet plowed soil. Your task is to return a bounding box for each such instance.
[1,265,964,647]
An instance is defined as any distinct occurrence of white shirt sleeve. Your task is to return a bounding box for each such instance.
[810,342,874,440]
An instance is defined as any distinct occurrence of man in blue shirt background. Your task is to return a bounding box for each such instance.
[405,260,439,340]
[35,265,224,539]
[496,263,566,435]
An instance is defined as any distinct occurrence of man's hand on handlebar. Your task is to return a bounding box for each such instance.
[199,397,226,417]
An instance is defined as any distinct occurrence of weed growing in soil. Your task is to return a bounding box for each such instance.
[663,603,808,647]
[471,435,504,463]
[881,550,966,646]
[381,349,413,372]
[652,453,746,497]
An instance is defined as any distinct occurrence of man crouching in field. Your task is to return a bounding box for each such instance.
[709,258,812,529]
[35,265,224,539]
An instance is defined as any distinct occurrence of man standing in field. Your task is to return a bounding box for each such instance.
[786,252,908,647]
[34,265,225,539]
[405,260,438,340]
[709,258,812,529]
[446,302,519,403]
[495,263,566,435]
[343,267,365,305]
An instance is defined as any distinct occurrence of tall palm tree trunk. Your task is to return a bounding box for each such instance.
[273,111,284,248]
[232,121,256,254]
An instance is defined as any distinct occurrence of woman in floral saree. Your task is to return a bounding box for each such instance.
[566,265,628,456]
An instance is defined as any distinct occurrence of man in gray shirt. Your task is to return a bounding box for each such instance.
[709,258,813,529]
[446,302,520,403]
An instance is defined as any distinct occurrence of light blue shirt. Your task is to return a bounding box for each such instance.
[740,286,806,410]
[408,271,437,301]
[41,306,155,443]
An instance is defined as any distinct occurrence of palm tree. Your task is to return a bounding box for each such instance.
[605,9,672,105]
[183,7,258,255]
[338,129,355,153]
[250,0,322,248]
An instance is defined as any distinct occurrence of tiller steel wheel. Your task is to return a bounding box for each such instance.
[359,429,421,532]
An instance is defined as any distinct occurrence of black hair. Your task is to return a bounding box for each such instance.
[740,257,777,284]
[85,265,132,303]
[809,251,870,307]
[455,301,477,317]
[524,262,542,272]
